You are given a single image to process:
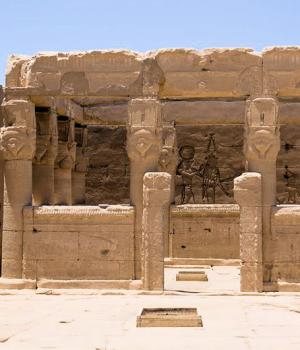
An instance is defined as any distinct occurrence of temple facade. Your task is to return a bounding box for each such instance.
[1,47,300,292]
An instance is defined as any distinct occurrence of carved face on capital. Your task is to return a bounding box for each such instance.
[158,148,171,168]
[246,128,280,160]
[127,129,159,159]
[0,127,35,160]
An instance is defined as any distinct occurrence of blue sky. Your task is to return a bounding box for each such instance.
[1,0,300,84]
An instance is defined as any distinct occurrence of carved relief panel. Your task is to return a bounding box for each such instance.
[277,125,300,204]
[175,125,244,204]
[85,126,130,205]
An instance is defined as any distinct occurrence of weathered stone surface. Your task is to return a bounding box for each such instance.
[162,100,245,125]
[156,48,261,98]
[176,271,208,281]
[263,47,300,97]
[85,126,130,204]
[170,205,240,259]
[137,308,203,327]
[142,172,171,290]
[22,206,135,280]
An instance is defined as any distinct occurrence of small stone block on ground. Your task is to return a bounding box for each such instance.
[176,271,208,281]
[136,308,203,327]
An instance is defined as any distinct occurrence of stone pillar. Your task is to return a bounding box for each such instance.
[127,98,162,278]
[158,124,177,257]
[244,97,280,287]
[72,125,88,204]
[33,108,58,205]
[53,117,76,205]
[142,172,171,291]
[234,172,263,292]
[0,99,35,278]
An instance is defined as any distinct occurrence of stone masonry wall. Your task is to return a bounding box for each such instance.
[22,206,134,280]
[170,205,240,259]
[272,206,300,283]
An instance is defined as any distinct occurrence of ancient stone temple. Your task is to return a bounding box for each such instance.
[1,47,300,292]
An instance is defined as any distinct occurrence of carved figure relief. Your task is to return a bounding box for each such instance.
[176,133,234,204]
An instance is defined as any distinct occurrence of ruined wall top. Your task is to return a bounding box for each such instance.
[5,47,300,100]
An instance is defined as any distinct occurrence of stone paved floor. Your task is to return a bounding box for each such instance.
[1,268,300,350]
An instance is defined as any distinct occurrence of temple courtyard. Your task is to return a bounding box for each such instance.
[1,267,300,350]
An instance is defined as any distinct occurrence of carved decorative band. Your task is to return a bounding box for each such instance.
[171,204,240,217]
[32,205,134,217]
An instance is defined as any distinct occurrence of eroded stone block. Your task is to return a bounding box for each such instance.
[176,271,208,281]
[136,308,203,327]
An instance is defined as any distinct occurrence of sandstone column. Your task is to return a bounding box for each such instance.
[244,98,280,288]
[0,99,36,278]
[158,124,177,256]
[234,172,263,292]
[127,98,162,278]
[53,117,76,205]
[72,125,88,204]
[142,172,171,290]
[33,108,58,205]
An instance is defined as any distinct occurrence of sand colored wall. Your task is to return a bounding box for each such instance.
[22,206,134,281]
[272,206,300,283]
[170,205,240,259]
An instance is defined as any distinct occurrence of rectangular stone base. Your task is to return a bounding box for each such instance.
[0,278,37,289]
[278,281,300,292]
[176,271,208,281]
[37,279,142,290]
[136,308,203,327]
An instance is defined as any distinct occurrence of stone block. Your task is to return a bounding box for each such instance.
[263,47,300,97]
[176,271,208,281]
[234,172,262,206]
[162,100,245,125]
[137,308,203,327]
[240,233,262,263]
[1,230,22,259]
[23,230,79,260]
[1,258,22,278]
[156,48,261,98]
[240,263,263,292]
[78,230,133,261]
[239,207,262,234]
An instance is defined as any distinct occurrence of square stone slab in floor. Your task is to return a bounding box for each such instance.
[176,271,208,281]
[136,308,203,327]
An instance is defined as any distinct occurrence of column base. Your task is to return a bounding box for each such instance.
[0,278,37,289]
